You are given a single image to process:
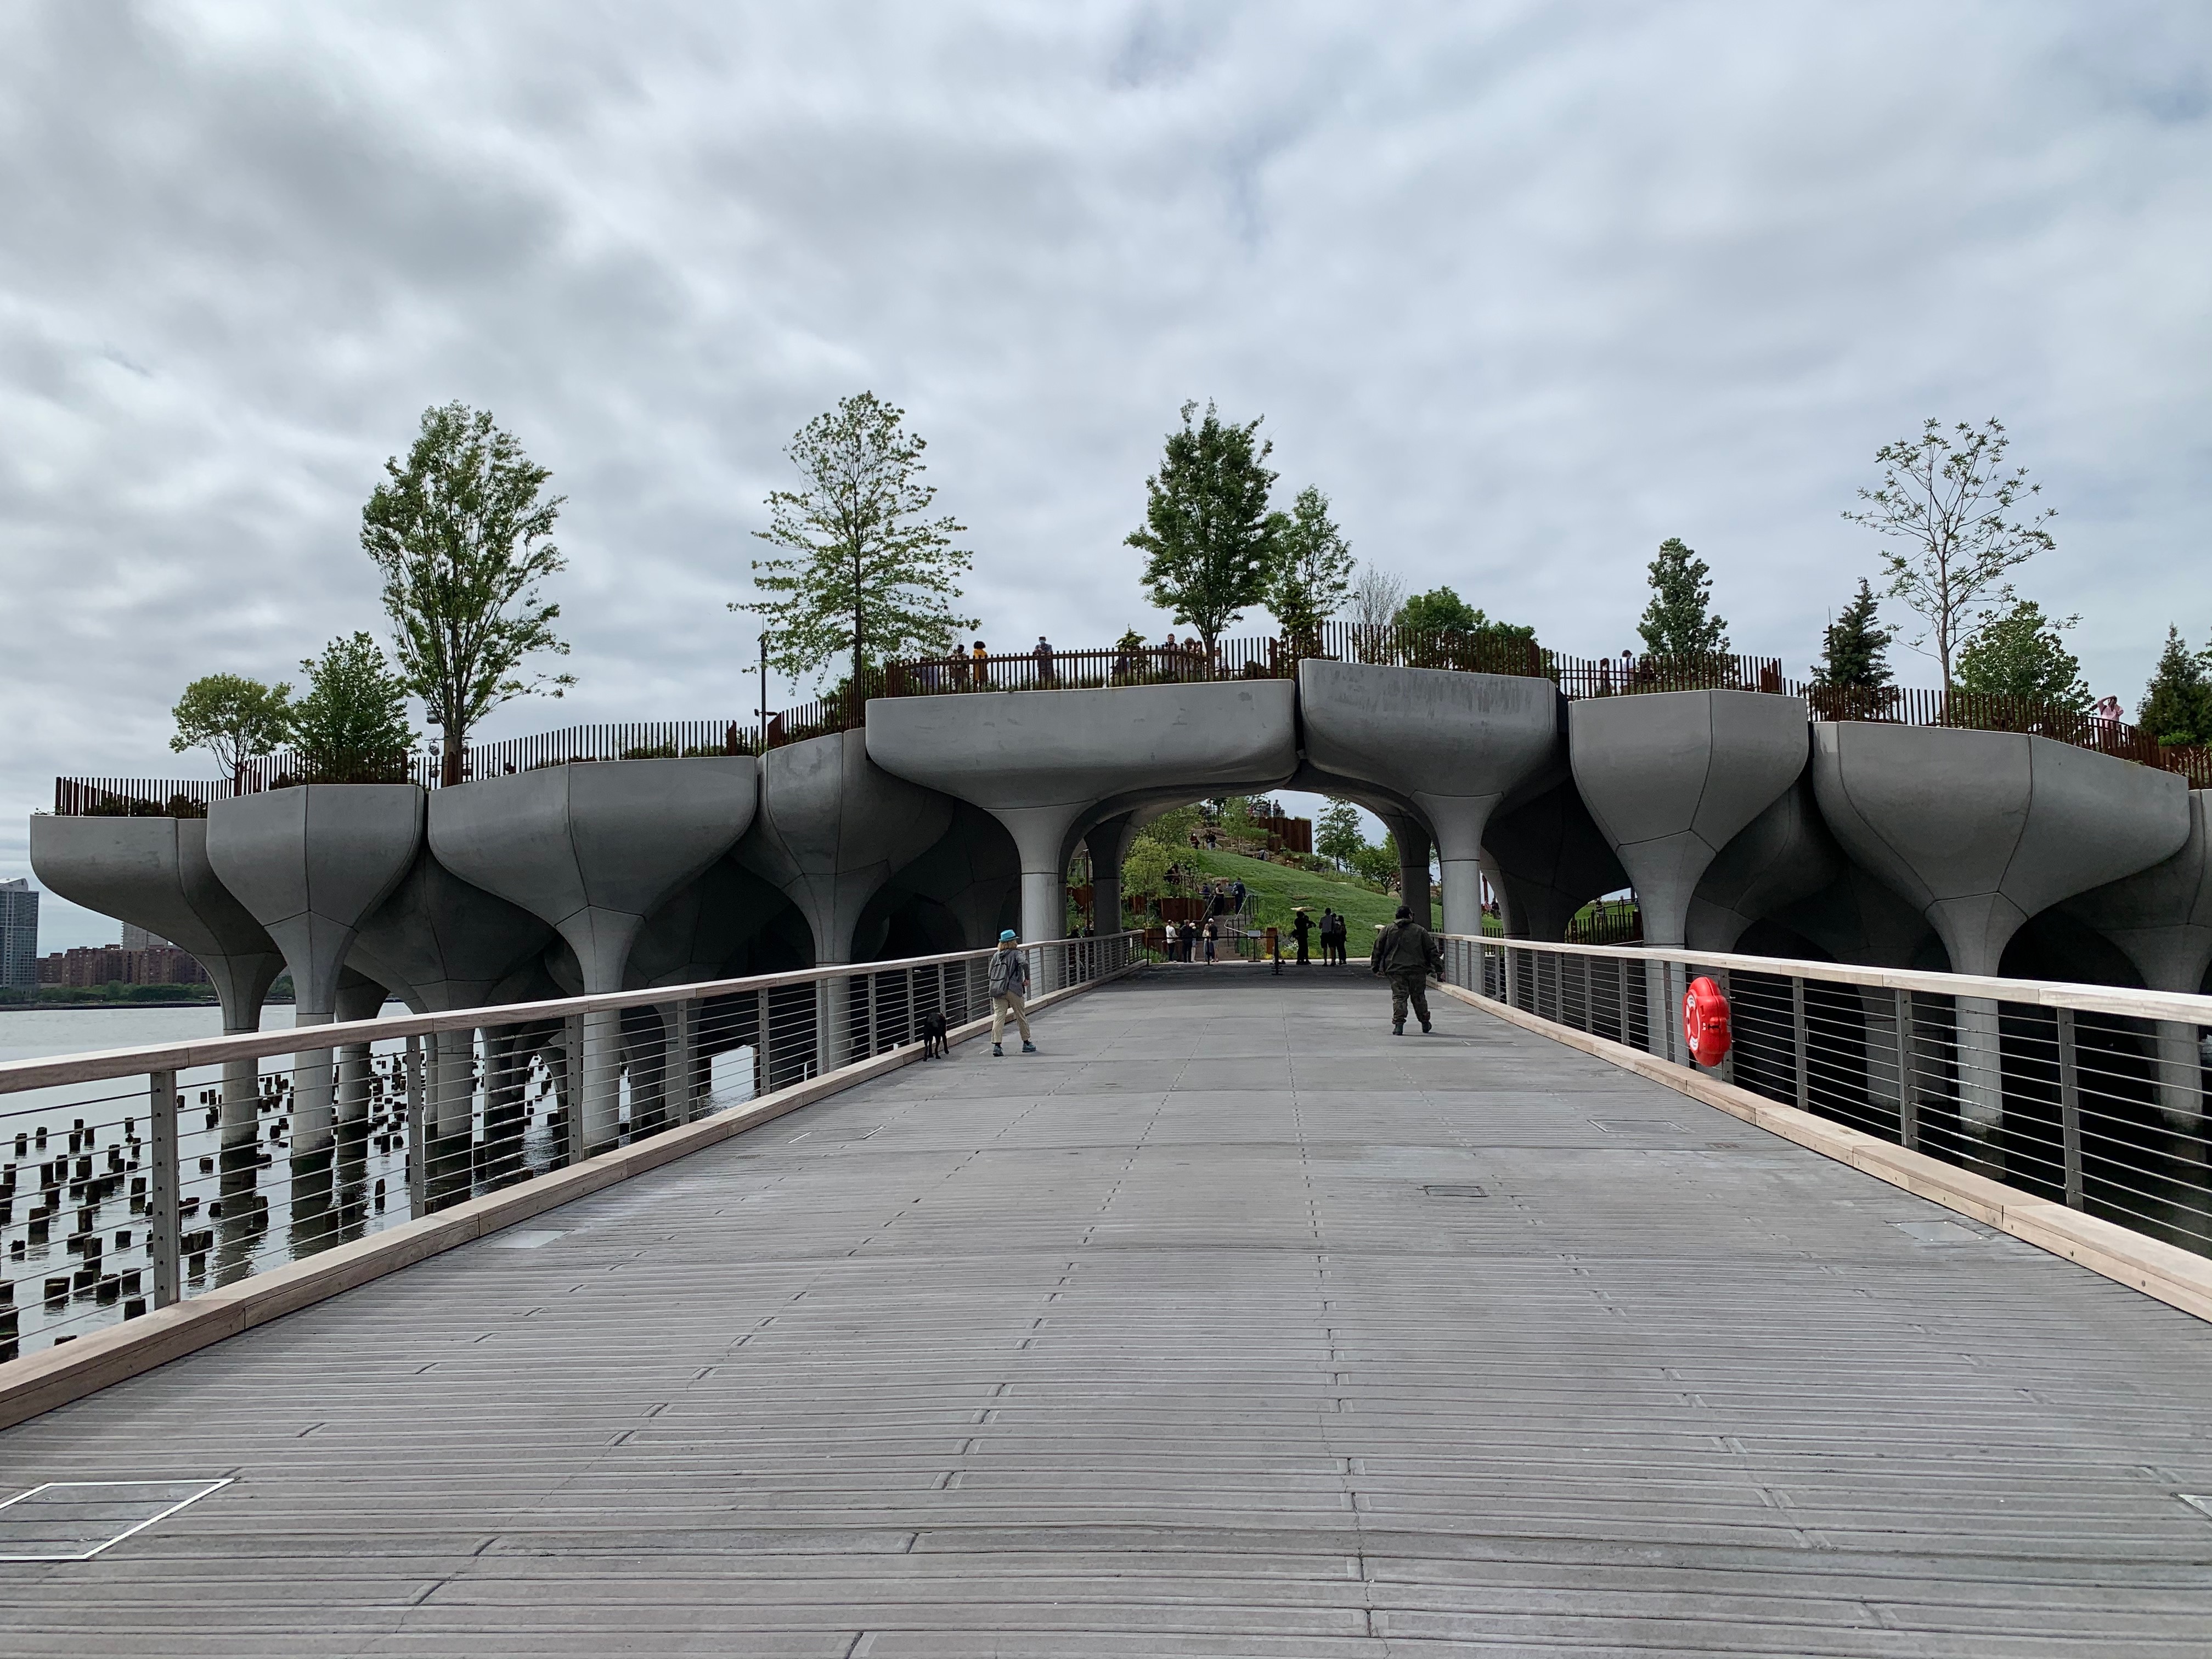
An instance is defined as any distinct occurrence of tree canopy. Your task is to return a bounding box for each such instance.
[362,402,572,785]
[1126,400,1279,653]
[1265,486,1355,644]
[170,674,292,786]
[1394,585,1536,646]
[287,634,416,783]
[1843,417,2056,698]
[1637,538,1729,657]
[735,391,975,688]
[2137,627,2211,746]
[1316,799,1365,871]
[1954,600,2089,710]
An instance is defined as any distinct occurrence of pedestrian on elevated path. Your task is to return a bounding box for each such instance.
[1370,904,1442,1035]
[989,929,1036,1056]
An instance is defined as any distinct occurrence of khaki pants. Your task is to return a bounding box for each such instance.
[991,992,1031,1045]
[1389,971,1431,1028]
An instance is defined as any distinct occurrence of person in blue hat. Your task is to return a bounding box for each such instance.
[988,929,1036,1056]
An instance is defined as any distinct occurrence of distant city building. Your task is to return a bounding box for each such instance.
[120,923,175,951]
[0,878,37,989]
[36,944,210,989]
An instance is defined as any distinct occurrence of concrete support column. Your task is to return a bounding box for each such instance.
[1955,996,2004,1137]
[580,1008,624,1153]
[1085,814,1138,938]
[2154,1019,2204,1146]
[1381,814,1432,929]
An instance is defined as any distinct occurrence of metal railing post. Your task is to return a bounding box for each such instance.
[674,1000,697,1124]
[561,1015,584,1169]
[149,1069,179,1309]
[405,1034,427,1215]
[1791,976,1810,1111]
[2058,1005,2084,1210]
[1894,989,1918,1150]
[1617,957,1631,1048]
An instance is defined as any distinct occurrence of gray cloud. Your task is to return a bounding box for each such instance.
[5,0,2209,945]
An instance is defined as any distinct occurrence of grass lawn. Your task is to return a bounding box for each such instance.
[1147,848,1440,939]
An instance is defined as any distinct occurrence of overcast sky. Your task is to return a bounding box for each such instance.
[6,1,2209,948]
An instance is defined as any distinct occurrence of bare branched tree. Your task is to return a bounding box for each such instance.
[1842,419,2056,698]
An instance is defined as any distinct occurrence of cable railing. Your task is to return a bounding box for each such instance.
[53,627,2212,815]
[0,933,1141,1364]
[1442,933,2212,1263]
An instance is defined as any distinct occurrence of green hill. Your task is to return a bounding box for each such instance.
[1163,849,1438,939]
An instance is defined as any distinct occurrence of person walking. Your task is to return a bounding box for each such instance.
[989,929,1036,1056]
[1203,918,1218,963]
[1370,904,1443,1034]
[1290,905,1314,966]
[1163,919,1178,962]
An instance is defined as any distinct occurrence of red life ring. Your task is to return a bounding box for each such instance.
[1681,975,1732,1068]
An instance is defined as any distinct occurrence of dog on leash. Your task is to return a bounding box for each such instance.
[918,1008,951,1059]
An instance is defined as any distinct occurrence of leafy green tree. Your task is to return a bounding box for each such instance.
[287,634,417,783]
[1396,586,1480,633]
[1120,834,1173,900]
[362,402,573,786]
[1266,486,1355,644]
[1348,833,1399,888]
[2137,627,2211,746]
[1316,799,1365,871]
[1812,578,1895,689]
[735,391,976,690]
[1126,400,1279,656]
[1395,585,1536,645]
[1955,600,2089,710]
[1637,537,1729,657]
[170,674,293,787]
[1843,417,2057,698]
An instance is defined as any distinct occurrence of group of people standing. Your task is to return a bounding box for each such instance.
[1287,905,1350,964]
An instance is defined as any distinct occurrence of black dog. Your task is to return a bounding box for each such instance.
[918,1009,950,1059]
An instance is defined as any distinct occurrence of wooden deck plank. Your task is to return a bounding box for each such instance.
[2,967,2209,1655]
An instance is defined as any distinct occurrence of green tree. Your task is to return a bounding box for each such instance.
[1812,578,1895,689]
[2137,627,2211,746]
[1843,417,2057,698]
[1348,833,1399,888]
[1316,799,1365,870]
[362,402,573,786]
[1126,400,1279,656]
[735,391,976,689]
[169,674,293,787]
[1637,537,1729,657]
[1954,600,2089,710]
[1266,486,1355,645]
[1396,586,1480,632]
[287,633,417,783]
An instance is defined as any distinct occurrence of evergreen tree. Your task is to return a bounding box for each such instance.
[1126,400,1279,654]
[736,392,977,689]
[287,634,417,783]
[1637,538,1729,657]
[1812,579,1895,689]
[1954,600,2090,710]
[2138,627,2212,746]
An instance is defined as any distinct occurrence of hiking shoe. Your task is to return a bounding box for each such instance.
[1420,1022,1433,1034]
[1022,1042,1037,1053]
[991,1044,1004,1057]
[1391,1023,1403,1036]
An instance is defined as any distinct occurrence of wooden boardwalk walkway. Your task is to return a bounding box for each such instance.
[3,966,2211,1655]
